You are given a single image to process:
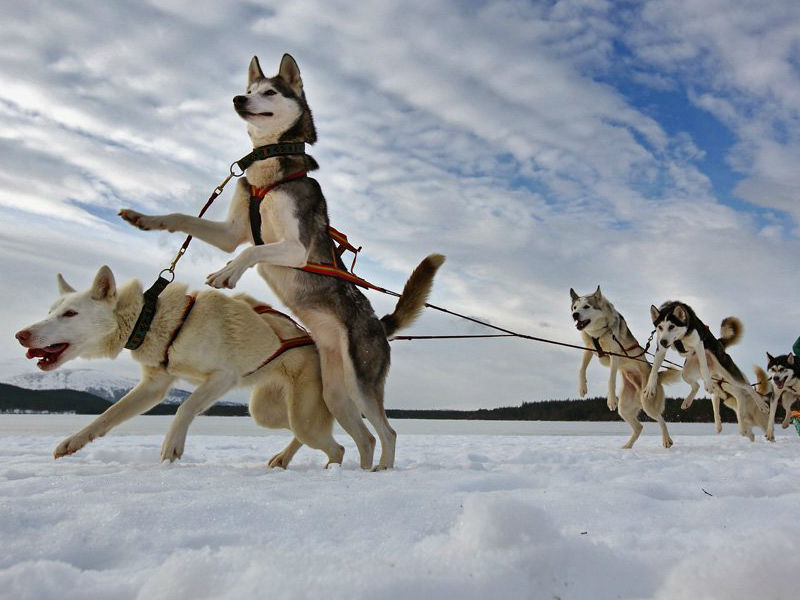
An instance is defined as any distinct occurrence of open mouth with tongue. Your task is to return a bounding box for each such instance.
[25,343,70,370]
[774,377,786,390]
[575,319,590,331]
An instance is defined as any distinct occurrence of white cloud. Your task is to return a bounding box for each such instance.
[1,0,799,410]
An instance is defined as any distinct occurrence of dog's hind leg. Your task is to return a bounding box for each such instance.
[618,382,643,449]
[54,367,175,458]
[287,370,345,468]
[348,382,396,470]
[268,437,304,469]
[606,356,619,411]
[318,346,375,469]
[728,391,754,441]
[161,370,238,462]
[642,384,673,448]
[711,392,723,433]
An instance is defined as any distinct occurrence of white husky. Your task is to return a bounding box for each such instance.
[15,266,342,466]
[570,286,678,449]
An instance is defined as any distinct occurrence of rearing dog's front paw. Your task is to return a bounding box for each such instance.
[578,379,588,398]
[606,395,618,411]
[206,261,245,290]
[119,209,165,231]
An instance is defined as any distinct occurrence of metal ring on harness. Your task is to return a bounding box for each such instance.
[230,161,245,177]
[158,268,176,283]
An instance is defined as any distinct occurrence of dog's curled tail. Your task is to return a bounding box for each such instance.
[381,254,445,337]
[754,365,772,398]
[718,316,743,348]
[657,367,682,386]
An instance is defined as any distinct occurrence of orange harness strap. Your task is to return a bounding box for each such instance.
[244,303,315,377]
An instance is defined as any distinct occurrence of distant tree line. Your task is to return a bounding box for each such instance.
[1,383,792,423]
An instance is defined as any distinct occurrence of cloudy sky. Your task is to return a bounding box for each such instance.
[2,0,800,409]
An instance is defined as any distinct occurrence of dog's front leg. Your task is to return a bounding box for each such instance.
[119,209,249,254]
[206,241,307,289]
[689,339,714,394]
[606,356,618,411]
[578,350,592,397]
[781,394,793,428]
[54,368,175,458]
[643,346,667,402]
[766,393,778,441]
[161,370,237,462]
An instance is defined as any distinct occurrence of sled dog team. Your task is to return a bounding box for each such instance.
[571,286,799,448]
[14,55,798,467]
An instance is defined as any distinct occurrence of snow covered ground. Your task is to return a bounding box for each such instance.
[1,416,798,600]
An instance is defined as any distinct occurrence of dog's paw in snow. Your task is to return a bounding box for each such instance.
[54,431,94,458]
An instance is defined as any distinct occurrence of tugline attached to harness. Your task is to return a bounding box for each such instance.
[126,142,694,380]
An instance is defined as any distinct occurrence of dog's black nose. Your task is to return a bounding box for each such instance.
[660,339,669,348]
[571,312,579,320]
[233,95,247,108]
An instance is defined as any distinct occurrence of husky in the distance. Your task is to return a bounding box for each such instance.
[570,286,678,449]
[120,54,444,469]
[644,301,769,441]
[761,352,800,430]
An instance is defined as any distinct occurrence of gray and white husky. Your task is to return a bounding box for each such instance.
[644,301,769,441]
[120,54,444,469]
[570,286,679,449]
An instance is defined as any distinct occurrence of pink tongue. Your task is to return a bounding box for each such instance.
[26,348,46,359]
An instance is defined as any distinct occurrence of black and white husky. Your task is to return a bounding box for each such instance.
[644,301,769,440]
[120,54,444,469]
[762,352,800,430]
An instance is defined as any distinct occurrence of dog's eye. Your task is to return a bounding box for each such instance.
[264,89,277,96]
[61,310,78,318]
[668,324,674,330]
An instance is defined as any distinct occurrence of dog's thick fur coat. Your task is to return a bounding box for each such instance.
[645,301,769,441]
[16,263,439,465]
[120,54,444,469]
[570,286,679,448]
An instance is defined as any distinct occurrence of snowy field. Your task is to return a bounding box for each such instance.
[1,416,798,600]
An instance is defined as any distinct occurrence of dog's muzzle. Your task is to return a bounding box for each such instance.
[660,339,670,349]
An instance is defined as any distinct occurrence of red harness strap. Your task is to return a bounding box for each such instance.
[244,303,315,377]
[250,174,385,293]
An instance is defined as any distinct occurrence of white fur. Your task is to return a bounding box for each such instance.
[15,267,343,467]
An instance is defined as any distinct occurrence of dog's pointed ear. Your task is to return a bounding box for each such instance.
[569,288,578,302]
[673,304,688,324]
[650,305,659,324]
[278,53,303,96]
[248,56,265,86]
[57,273,76,295]
[766,352,774,363]
[592,285,601,298]
[90,266,116,301]
[789,354,795,366]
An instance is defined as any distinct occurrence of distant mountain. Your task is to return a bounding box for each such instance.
[0,383,247,416]
[2,368,192,404]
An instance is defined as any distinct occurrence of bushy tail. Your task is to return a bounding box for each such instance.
[381,254,445,337]
[657,367,682,386]
[719,316,743,348]
[754,365,772,398]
